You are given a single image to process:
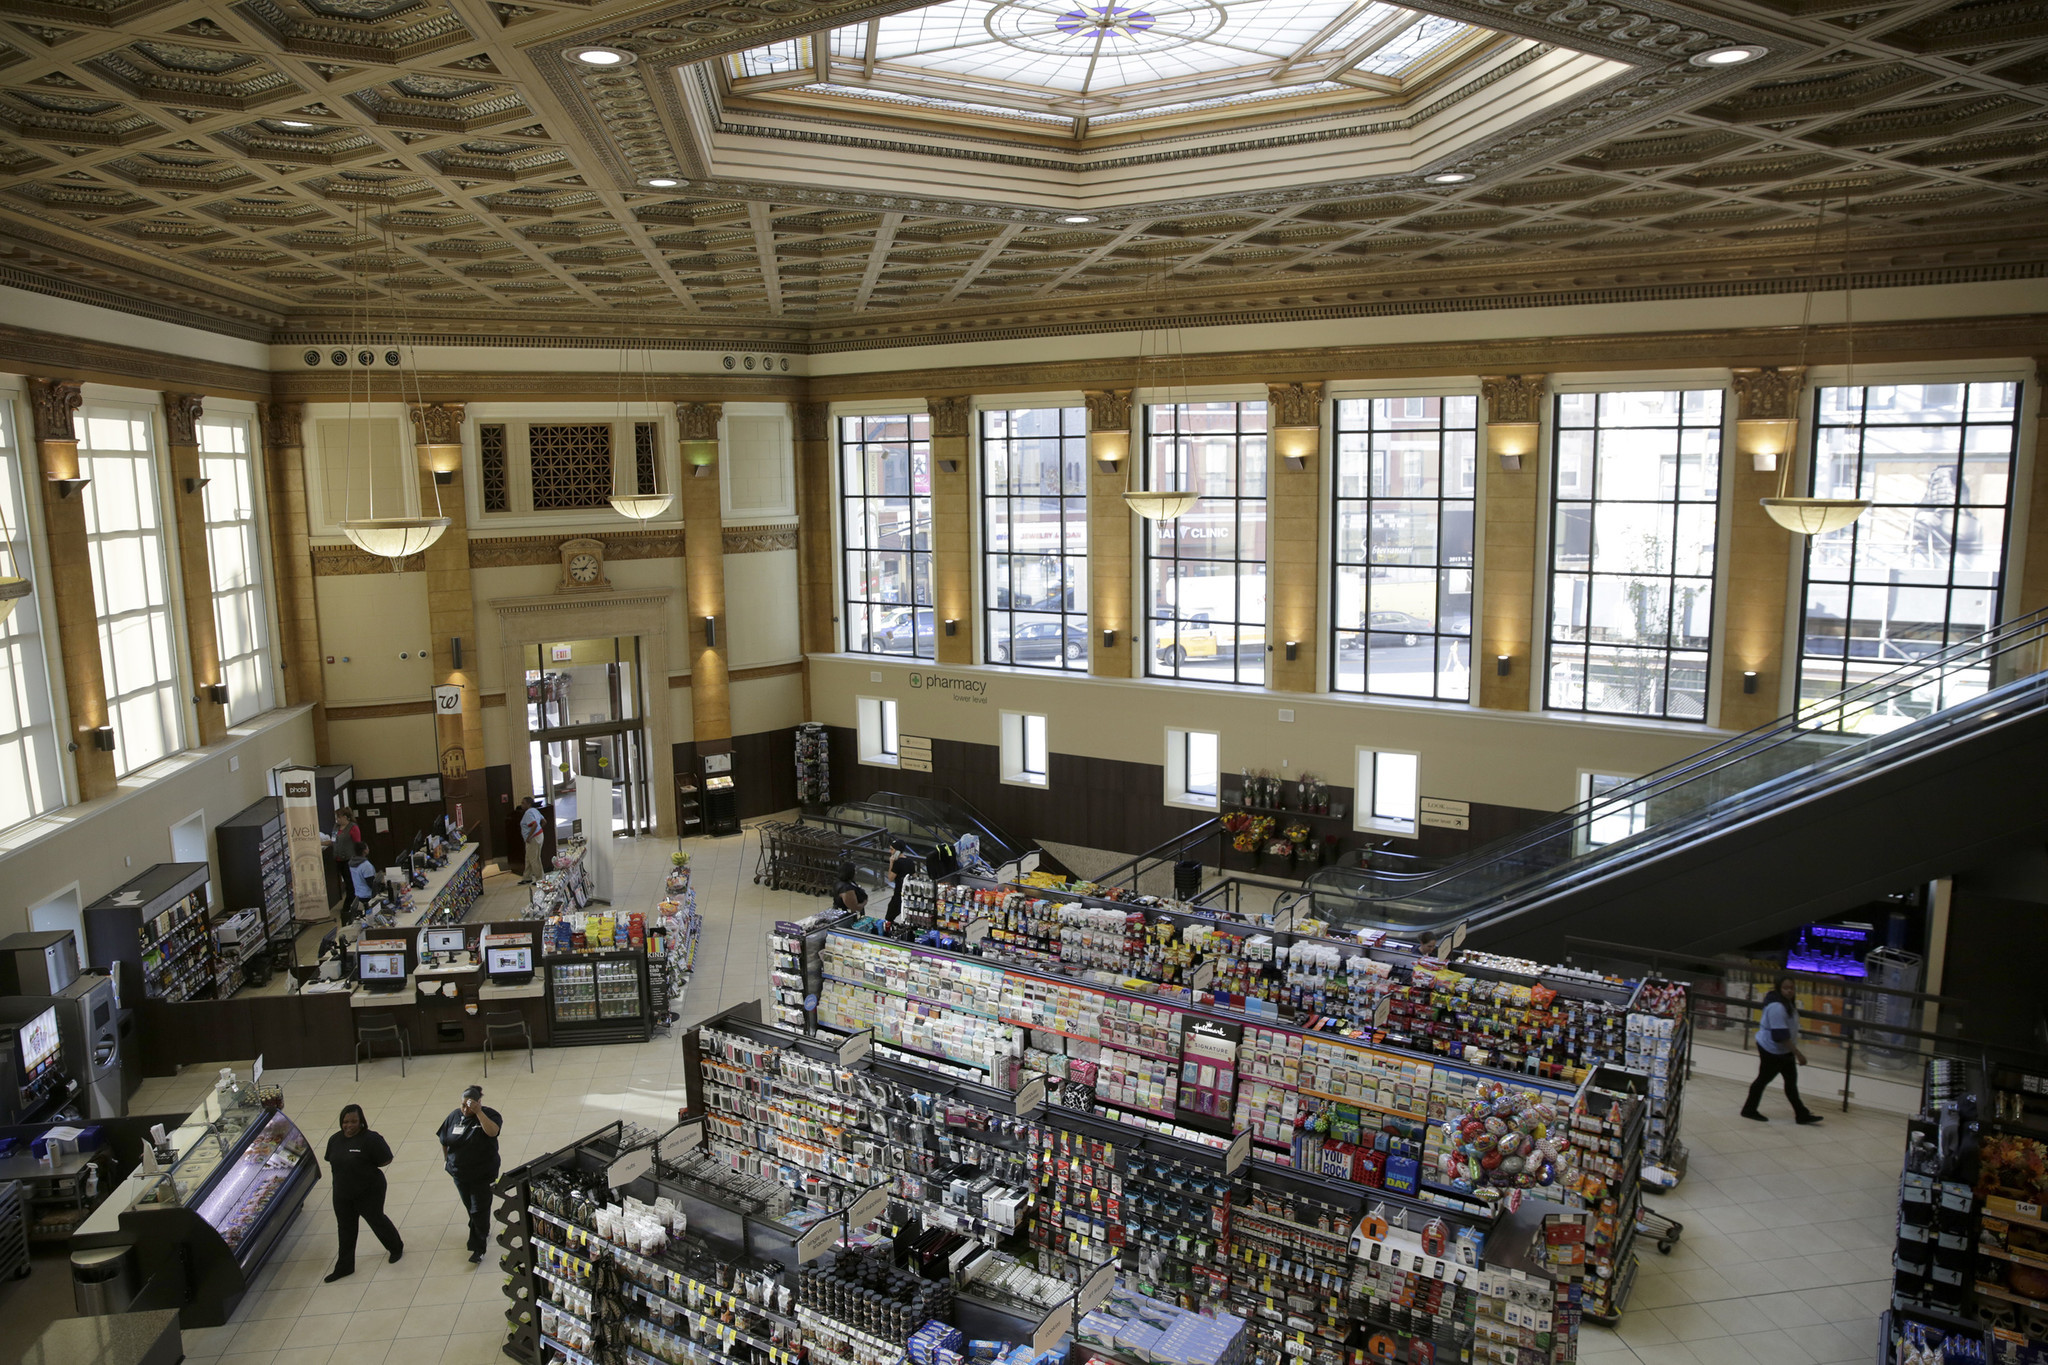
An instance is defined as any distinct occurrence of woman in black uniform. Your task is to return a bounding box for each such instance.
[323,1103,404,1282]
[884,841,919,925]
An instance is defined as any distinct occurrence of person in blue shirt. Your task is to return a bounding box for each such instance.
[343,843,377,923]
[1742,975,1822,1124]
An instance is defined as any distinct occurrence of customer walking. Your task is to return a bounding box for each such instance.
[343,843,378,923]
[1742,975,1822,1124]
[518,798,546,885]
[883,842,919,925]
[437,1083,504,1263]
[322,1103,403,1282]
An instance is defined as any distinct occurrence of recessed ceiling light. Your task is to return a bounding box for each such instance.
[1425,172,1471,184]
[1691,44,1766,66]
[644,177,681,188]
[569,46,634,66]
[1060,214,1097,223]
[277,119,315,129]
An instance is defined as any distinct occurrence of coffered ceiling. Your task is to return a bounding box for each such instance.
[0,0,2044,351]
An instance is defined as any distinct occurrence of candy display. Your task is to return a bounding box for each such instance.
[1439,1084,1576,1207]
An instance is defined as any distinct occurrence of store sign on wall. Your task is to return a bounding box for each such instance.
[1419,796,1470,830]
[898,734,934,772]
[907,671,989,704]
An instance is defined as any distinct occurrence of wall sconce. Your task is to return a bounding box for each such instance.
[90,725,116,752]
[423,443,462,483]
[1089,430,1128,475]
[703,616,717,647]
[1495,654,1512,677]
[1272,426,1316,473]
[452,636,464,669]
[183,476,212,495]
[685,440,717,478]
[1284,640,1299,662]
[1101,628,1117,648]
[1487,423,1539,471]
[1743,670,1759,694]
[944,619,958,636]
[1737,419,1794,472]
[936,458,960,474]
[48,476,90,499]
[206,682,229,705]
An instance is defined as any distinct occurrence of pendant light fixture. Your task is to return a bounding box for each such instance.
[338,213,449,563]
[1125,265,1199,522]
[1759,194,1872,536]
[610,345,672,521]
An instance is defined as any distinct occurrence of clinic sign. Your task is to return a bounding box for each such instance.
[907,671,988,705]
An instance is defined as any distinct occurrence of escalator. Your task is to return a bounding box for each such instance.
[813,789,1039,871]
[1286,607,2048,960]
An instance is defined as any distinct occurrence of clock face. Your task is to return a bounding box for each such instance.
[568,553,600,584]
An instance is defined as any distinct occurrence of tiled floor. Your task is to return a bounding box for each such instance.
[124,820,1891,1365]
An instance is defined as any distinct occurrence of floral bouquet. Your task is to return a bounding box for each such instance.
[1265,838,1293,858]
[1221,810,1255,836]
[1284,822,1312,845]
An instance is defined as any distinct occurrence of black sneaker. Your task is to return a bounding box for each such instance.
[1795,1112,1824,1125]
[324,1268,353,1283]
[389,1244,404,1263]
[469,1250,485,1264]
[1739,1109,1768,1122]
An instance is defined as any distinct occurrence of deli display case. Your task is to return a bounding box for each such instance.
[544,950,650,1045]
[70,1085,320,1326]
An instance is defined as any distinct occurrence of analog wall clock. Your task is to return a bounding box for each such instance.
[558,537,610,592]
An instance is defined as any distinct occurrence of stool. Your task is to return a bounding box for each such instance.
[354,1012,411,1079]
[483,1011,532,1076]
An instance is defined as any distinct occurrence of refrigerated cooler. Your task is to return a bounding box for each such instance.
[70,1092,320,1326]
[544,951,650,1045]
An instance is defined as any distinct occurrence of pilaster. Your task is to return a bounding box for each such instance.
[1723,368,1803,727]
[164,393,228,747]
[30,377,116,798]
[792,401,834,718]
[678,401,732,746]
[927,394,974,667]
[1478,375,1546,710]
[1085,389,1134,679]
[411,402,483,816]
[1266,382,1322,693]
[259,402,328,761]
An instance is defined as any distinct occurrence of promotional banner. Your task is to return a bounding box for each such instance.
[279,765,330,925]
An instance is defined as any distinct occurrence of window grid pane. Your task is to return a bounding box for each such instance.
[0,400,64,832]
[199,417,275,727]
[81,407,180,775]
[1373,751,1419,824]
[1144,402,1268,685]
[841,413,934,658]
[1331,395,1477,700]
[1545,389,1722,721]
[982,407,1088,671]
[1796,382,2020,730]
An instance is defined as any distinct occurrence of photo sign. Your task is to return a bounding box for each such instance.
[279,766,330,925]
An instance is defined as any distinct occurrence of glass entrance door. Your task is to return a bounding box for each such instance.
[525,637,654,837]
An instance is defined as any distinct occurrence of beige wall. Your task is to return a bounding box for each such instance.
[810,655,1714,815]
[724,549,802,668]
[0,706,318,942]
[732,672,805,737]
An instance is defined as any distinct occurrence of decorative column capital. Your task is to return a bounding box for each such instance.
[676,401,723,442]
[261,401,304,449]
[794,401,830,442]
[1730,366,1806,421]
[407,401,466,446]
[926,395,971,440]
[1480,374,1548,424]
[164,393,204,446]
[28,377,82,444]
[1083,389,1132,433]
[1265,381,1323,429]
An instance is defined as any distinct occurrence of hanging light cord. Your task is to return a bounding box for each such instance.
[388,217,444,530]
[1776,194,1832,504]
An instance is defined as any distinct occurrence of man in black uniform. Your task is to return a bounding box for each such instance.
[436,1082,503,1264]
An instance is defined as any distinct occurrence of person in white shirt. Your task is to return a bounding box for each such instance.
[1742,975,1822,1124]
[518,798,546,885]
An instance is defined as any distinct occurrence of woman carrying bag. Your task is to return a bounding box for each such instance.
[323,1103,404,1281]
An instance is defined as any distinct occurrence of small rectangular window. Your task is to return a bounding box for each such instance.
[858,696,899,766]
[1001,711,1049,787]
[1355,749,1419,833]
[634,422,658,495]
[479,424,508,513]
[1578,771,1645,848]
[1166,728,1220,808]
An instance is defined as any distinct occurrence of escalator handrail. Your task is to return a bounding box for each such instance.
[1302,607,2048,906]
[1092,817,1223,890]
[1310,663,2048,931]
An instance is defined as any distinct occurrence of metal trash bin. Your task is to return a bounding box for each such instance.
[71,1243,139,1315]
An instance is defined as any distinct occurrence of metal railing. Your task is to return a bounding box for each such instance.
[1090,816,1222,896]
[1281,605,2048,934]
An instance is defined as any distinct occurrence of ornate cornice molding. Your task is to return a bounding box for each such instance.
[723,525,798,554]
[313,545,425,576]
[1480,375,1547,424]
[271,372,800,402]
[0,323,271,398]
[466,530,685,569]
[1731,367,1806,422]
[164,393,204,447]
[28,377,81,444]
[261,401,304,449]
[409,402,466,447]
[675,402,723,442]
[489,589,673,621]
[793,402,830,442]
[1267,382,1323,429]
[1084,390,1132,434]
[926,395,971,439]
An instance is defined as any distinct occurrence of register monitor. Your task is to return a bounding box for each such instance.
[422,928,467,955]
[357,950,408,992]
[483,938,534,987]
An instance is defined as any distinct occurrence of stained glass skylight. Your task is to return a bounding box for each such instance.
[724,0,1488,125]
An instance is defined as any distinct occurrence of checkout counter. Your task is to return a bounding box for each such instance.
[70,1078,320,1327]
[300,919,550,1053]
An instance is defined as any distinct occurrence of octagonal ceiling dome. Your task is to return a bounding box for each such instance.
[676,0,1633,212]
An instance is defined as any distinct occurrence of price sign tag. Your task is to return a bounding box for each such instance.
[965,918,992,946]
[1078,1259,1117,1314]
[666,1117,705,1157]
[1031,1304,1074,1355]
[849,1185,888,1227]
[606,1147,653,1190]
[1224,1130,1252,1175]
[1012,1075,1047,1117]
[1189,960,1216,992]
[1448,920,1469,953]
[798,1215,842,1263]
[1372,996,1392,1030]
[837,1029,873,1066]
[2019,1200,2043,1219]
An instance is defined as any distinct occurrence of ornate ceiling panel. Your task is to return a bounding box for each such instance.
[0,0,2037,348]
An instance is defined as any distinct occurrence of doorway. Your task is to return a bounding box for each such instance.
[525,636,654,838]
